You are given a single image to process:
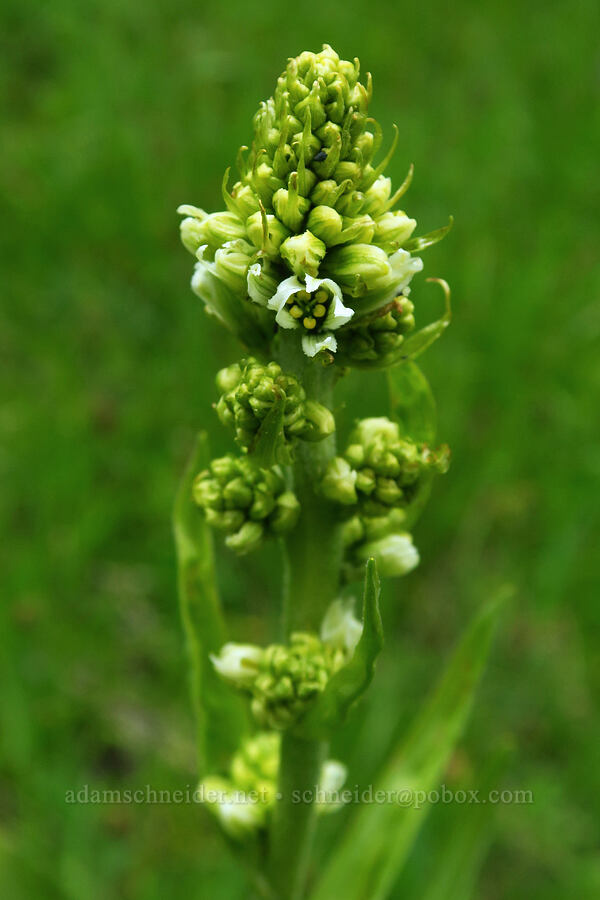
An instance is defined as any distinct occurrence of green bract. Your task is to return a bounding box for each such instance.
[193,454,300,553]
[178,44,450,361]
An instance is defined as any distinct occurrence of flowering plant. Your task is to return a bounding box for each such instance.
[173,45,502,900]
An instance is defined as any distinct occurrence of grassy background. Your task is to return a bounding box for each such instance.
[2,0,599,896]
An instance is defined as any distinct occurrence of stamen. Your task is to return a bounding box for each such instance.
[303,316,317,329]
[290,305,303,319]
[313,304,326,317]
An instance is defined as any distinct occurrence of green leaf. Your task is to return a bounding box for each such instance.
[398,277,452,361]
[249,391,291,467]
[173,432,246,775]
[403,216,454,252]
[309,593,506,900]
[387,360,437,443]
[419,741,513,900]
[302,559,384,738]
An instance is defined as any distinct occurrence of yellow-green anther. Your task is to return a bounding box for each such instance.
[280,230,326,278]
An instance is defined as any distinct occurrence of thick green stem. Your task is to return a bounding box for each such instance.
[269,333,343,899]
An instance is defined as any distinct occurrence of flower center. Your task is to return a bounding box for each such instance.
[286,289,331,331]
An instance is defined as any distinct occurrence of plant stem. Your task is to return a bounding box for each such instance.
[269,333,343,899]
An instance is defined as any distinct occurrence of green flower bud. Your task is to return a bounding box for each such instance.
[216,357,334,448]
[302,399,336,442]
[246,211,290,257]
[213,240,254,294]
[280,230,326,278]
[194,454,300,553]
[337,298,415,365]
[249,633,338,729]
[323,243,391,295]
[270,491,301,533]
[247,260,280,306]
[178,207,208,255]
[273,176,311,232]
[361,176,392,216]
[216,362,243,395]
[229,181,261,218]
[321,457,358,505]
[196,211,247,255]
[355,532,420,577]
[373,211,417,248]
[307,205,344,245]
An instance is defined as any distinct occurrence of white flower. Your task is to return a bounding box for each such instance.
[199,777,265,839]
[247,260,279,306]
[357,533,420,577]
[387,248,423,292]
[266,274,354,357]
[209,642,264,686]
[321,599,363,655]
[317,760,348,814]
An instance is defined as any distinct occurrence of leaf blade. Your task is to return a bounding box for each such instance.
[309,593,506,900]
[173,432,246,775]
[302,559,384,738]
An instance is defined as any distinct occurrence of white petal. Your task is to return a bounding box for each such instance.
[388,249,424,292]
[247,262,268,306]
[275,307,300,329]
[267,275,303,312]
[302,332,338,357]
[324,293,354,331]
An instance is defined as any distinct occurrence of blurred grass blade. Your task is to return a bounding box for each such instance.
[399,278,451,361]
[420,742,513,900]
[303,559,383,737]
[173,432,246,775]
[309,593,506,900]
[387,360,437,443]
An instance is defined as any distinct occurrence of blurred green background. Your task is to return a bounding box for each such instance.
[2,0,599,896]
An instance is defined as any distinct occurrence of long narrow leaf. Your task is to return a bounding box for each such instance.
[173,432,246,775]
[420,743,512,900]
[309,594,505,900]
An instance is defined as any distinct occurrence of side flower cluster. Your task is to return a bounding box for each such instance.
[193,455,300,554]
[200,732,347,839]
[178,44,449,362]
[210,601,362,730]
[215,357,335,451]
[321,417,449,577]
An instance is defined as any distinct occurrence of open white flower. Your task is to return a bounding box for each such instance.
[210,642,264,686]
[266,274,354,357]
[321,599,363,655]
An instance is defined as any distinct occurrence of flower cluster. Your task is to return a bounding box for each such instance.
[210,601,362,730]
[193,455,300,554]
[321,417,449,577]
[178,44,448,361]
[200,732,347,839]
[216,357,335,450]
